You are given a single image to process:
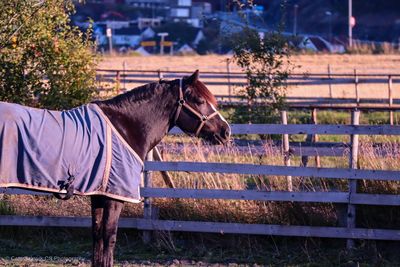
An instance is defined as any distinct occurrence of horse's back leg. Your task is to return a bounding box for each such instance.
[102,198,124,267]
[91,195,105,267]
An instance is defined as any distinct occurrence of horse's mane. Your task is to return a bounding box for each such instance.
[103,82,160,106]
[102,78,217,107]
[158,78,217,106]
[193,80,218,107]
[124,82,159,103]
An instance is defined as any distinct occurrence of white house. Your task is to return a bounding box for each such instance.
[192,30,205,47]
[94,24,157,49]
[298,35,345,53]
[141,27,156,40]
[113,27,142,47]
[94,25,108,46]
[298,36,330,52]
[178,44,196,55]
[134,46,151,56]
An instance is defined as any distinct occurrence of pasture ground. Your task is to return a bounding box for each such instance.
[1,227,400,266]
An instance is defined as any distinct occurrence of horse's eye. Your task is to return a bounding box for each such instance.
[196,99,206,105]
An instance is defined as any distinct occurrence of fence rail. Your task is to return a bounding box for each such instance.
[0,216,399,241]
[97,69,400,88]
[2,187,399,207]
[159,141,398,158]
[144,161,400,181]
[170,124,400,135]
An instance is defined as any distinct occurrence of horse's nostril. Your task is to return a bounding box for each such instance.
[222,127,230,139]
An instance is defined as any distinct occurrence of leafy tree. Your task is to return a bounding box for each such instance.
[0,0,97,110]
[197,20,229,55]
[229,27,293,123]
[226,2,294,124]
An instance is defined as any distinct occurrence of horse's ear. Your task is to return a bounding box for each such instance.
[185,70,199,86]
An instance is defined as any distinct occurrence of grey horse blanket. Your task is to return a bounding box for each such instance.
[0,102,143,203]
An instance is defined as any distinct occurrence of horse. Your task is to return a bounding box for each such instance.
[0,70,231,266]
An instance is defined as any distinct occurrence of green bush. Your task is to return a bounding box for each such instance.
[229,27,293,124]
[0,0,97,110]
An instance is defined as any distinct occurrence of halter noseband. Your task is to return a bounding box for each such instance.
[173,79,219,137]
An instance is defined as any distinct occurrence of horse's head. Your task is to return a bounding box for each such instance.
[172,70,231,145]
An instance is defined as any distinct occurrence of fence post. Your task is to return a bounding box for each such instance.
[158,69,163,80]
[301,108,320,168]
[115,70,120,95]
[311,108,321,167]
[346,109,360,249]
[398,37,400,52]
[122,61,127,91]
[281,110,293,191]
[153,147,175,188]
[354,69,359,105]
[301,133,311,168]
[328,64,333,102]
[388,75,394,125]
[226,58,232,102]
[142,150,154,244]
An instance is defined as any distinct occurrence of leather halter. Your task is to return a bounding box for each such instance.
[173,79,219,137]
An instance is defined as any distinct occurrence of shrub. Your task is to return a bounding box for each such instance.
[0,0,97,110]
[229,27,294,124]
[222,1,294,124]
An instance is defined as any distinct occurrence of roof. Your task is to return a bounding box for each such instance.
[308,37,330,52]
[100,11,128,21]
[135,46,151,56]
[114,27,142,36]
[178,44,196,54]
[94,24,107,34]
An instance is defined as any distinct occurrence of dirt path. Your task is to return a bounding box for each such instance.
[0,257,258,266]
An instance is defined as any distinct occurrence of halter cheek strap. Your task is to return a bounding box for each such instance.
[174,78,220,137]
[173,79,185,124]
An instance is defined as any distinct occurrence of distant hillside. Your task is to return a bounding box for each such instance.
[240,0,400,42]
[75,0,400,42]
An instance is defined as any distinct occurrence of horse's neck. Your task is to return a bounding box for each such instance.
[96,89,176,161]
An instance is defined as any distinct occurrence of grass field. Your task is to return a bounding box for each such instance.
[99,54,400,99]
[99,54,400,74]
[4,228,397,266]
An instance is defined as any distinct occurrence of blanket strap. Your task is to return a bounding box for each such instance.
[53,174,75,200]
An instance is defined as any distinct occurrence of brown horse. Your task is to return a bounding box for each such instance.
[0,70,229,266]
[91,70,231,266]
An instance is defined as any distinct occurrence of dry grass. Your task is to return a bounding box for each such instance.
[2,136,398,229]
[1,136,399,265]
[99,54,400,74]
[98,54,400,99]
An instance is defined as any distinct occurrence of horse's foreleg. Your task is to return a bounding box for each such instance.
[91,195,105,267]
[102,198,124,267]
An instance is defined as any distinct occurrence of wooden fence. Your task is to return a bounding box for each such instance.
[96,68,400,108]
[1,110,400,247]
[96,68,400,89]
